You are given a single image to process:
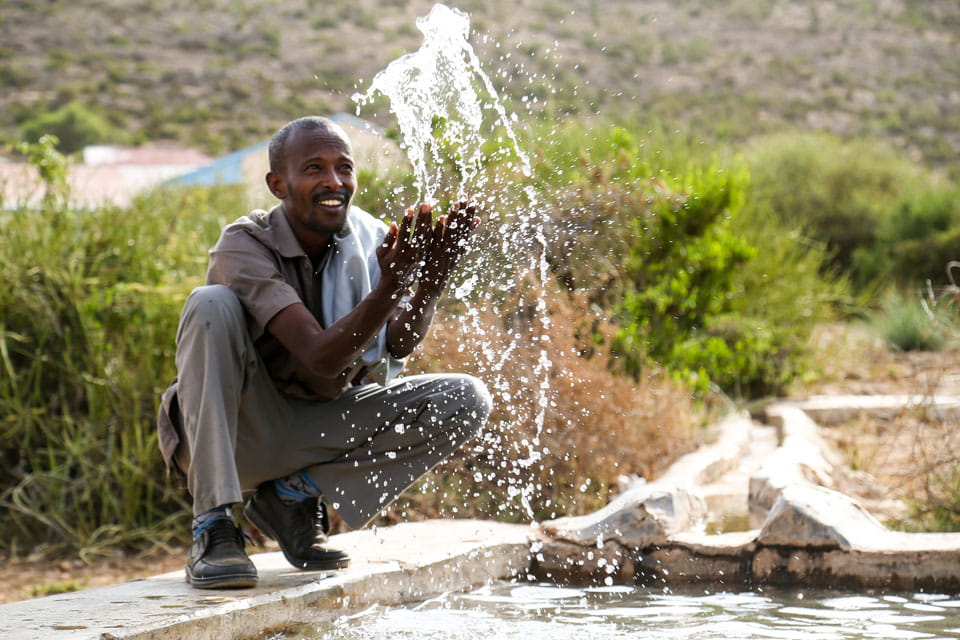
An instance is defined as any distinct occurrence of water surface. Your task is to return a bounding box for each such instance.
[270,581,960,639]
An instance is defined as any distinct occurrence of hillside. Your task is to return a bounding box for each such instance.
[2,0,959,170]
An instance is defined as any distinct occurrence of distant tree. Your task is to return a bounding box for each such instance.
[19,101,127,154]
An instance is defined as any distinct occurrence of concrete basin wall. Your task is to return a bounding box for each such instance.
[0,521,534,640]
[537,397,960,591]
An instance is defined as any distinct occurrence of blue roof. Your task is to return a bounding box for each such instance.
[165,139,269,187]
[164,114,385,188]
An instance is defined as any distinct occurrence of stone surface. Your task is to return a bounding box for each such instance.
[772,394,960,425]
[638,544,750,585]
[656,412,754,488]
[0,520,534,640]
[540,484,705,550]
[751,547,960,591]
[529,538,636,584]
[749,407,841,514]
[757,484,885,549]
[539,402,960,590]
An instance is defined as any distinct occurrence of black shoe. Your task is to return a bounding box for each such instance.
[244,483,350,571]
[185,518,258,589]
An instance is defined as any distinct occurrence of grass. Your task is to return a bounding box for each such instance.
[0,146,243,557]
[874,294,950,352]
[30,579,86,597]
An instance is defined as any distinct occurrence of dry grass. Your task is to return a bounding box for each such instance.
[795,322,960,530]
[373,281,702,526]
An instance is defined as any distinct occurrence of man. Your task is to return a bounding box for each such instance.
[157,115,491,589]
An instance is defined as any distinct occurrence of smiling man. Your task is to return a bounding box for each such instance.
[157,116,491,589]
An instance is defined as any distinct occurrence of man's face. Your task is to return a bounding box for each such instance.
[268,125,357,241]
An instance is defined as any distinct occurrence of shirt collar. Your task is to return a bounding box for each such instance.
[268,204,354,259]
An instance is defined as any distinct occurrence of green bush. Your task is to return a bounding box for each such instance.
[744,132,917,285]
[19,101,128,154]
[527,120,846,396]
[612,166,756,393]
[853,183,960,288]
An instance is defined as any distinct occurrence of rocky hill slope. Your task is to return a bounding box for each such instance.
[2,0,958,168]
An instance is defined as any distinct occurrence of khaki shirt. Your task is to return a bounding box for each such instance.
[207,204,405,398]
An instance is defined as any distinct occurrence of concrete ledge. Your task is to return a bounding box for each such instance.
[773,394,960,425]
[0,520,534,640]
[538,405,960,591]
[8,397,960,637]
[655,412,754,488]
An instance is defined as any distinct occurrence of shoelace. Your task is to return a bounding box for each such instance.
[207,521,243,547]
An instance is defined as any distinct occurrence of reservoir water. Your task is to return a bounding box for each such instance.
[269,581,960,639]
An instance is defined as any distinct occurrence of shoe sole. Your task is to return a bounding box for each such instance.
[185,567,258,589]
[244,502,351,571]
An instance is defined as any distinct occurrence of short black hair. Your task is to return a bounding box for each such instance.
[268,116,339,172]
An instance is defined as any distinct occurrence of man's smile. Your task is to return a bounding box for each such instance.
[312,193,348,208]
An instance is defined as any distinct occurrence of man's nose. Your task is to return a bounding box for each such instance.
[318,166,342,189]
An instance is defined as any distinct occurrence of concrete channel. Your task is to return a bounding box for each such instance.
[0,521,535,640]
[3,395,960,639]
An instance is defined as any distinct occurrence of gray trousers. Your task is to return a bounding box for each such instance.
[172,285,491,529]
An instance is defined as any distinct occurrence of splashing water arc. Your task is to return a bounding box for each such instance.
[353,4,552,520]
[353,3,531,202]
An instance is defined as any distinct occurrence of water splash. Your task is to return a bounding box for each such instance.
[354,4,532,202]
[353,4,551,520]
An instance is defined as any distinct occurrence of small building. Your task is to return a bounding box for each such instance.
[0,145,212,209]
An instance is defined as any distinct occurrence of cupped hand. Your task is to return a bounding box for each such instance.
[419,198,480,297]
[377,203,434,294]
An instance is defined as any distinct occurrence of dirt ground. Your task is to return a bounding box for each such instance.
[1,321,957,606]
[789,322,960,524]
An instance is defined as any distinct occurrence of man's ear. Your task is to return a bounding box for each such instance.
[266,171,287,200]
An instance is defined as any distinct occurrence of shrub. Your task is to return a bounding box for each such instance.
[612,166,756,393]
[874,293,949,352]
[526,120,845,396]
[0,148,244,556]
[853,183,960,289]
[381,285,702,524]
[743,132,918,285]
[18,101,128,154]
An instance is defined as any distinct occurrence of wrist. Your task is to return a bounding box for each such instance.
[373,277,410,304]
[413,283,443,305]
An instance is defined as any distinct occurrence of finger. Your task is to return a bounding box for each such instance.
[397,207,415,241]
[411,203,434,252]
[448,202,476,241]
[435,214,447,236]
[464,201,480,230]
[377,222,399,260]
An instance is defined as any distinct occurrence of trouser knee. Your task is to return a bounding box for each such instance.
[178,285,246,342]
[445,373,493,437]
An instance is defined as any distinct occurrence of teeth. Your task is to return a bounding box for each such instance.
[318,199,341,206]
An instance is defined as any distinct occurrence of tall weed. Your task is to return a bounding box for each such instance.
[0,142,245,557]
[874,293,950,352]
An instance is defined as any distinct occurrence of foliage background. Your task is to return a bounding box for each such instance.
[1,0,959,557]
